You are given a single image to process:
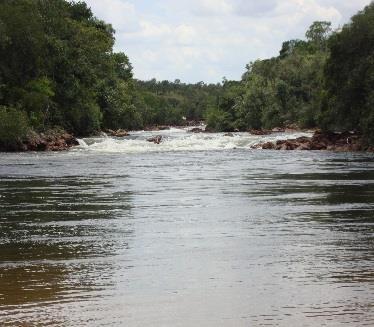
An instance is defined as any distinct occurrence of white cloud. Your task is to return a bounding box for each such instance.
[84,0,372,83]
[191,0,233,16]
[85,0,139,32]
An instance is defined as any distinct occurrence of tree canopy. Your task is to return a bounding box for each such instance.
[324,3,374,144]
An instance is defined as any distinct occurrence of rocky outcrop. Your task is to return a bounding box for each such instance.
[0,129,79,152]
[105,129,129,137]
[147,135,163,144]
[253,131,371,152]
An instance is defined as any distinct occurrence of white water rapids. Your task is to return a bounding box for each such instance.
[77,127,312,153]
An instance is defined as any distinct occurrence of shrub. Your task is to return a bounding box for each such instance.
[0,106,30,150]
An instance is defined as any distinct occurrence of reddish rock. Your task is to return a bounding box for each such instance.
[262,142,275,149]
[254,130,368,152]
[296,143,311,150]
[21,130,79,152]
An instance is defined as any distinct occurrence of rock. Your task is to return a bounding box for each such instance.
[147,135,163,144]
[252,130,367,152]
[204,126,215,133]
[106,129,129,137]
[272,127,285,133]
[189,127,204,133]
[310,142,327,150]
[296,143,311,150]
[262,142,275,149]
[158,126,170,130]
[21,129,79,152]
[284,123,300,132]
[224,132,234,137]
[350,143,362,152]
[249,129,271,135]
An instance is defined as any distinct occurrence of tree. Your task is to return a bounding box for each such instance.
[306,21,332,51]
[324,3,374,144]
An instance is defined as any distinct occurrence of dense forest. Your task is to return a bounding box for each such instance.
[0,0,220,149]
[0,0,373,149]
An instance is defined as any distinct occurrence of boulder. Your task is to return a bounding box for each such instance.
[147,135,163,144]
[262,142,275,149]
[249,129,271,135]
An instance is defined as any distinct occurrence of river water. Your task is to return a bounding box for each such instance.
[0,128,373,326]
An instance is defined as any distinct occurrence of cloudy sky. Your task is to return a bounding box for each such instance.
[84,0,371,83]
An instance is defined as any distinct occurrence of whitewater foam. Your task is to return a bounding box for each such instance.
[75,129,311,154]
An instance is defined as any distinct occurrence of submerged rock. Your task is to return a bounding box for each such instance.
[147,135,163,144]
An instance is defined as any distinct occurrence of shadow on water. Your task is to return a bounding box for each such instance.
[0,176,134,307]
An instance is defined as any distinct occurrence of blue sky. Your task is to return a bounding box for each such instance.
[84,0,372,83]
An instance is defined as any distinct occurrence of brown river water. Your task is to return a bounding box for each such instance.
[0,128,373,326]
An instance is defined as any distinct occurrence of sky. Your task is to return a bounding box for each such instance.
[84,0,372,83]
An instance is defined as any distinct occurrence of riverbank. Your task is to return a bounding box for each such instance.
[0,129,79,152]
[252,130,374,152]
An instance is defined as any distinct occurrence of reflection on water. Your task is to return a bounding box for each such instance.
[0,132,373,326]
[0,174,133,325]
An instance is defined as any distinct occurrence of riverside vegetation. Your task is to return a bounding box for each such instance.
[0,0,373,151]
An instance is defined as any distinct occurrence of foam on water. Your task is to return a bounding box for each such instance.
[75,128,312,154]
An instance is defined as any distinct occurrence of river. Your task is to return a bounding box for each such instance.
[0,127,373,326]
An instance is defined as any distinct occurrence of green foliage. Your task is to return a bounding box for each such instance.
[0,106,30,149]
[305,21,332,51]
[206,21,331,132]
[135,79,222,126]
[324,3,374,144]
[206,107,233,132]
[0,0,137,136]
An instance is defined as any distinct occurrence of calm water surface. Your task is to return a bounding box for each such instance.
[0,129,373,326]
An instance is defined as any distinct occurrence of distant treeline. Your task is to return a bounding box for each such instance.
[0,0,373,148]
[134,79,222,126]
